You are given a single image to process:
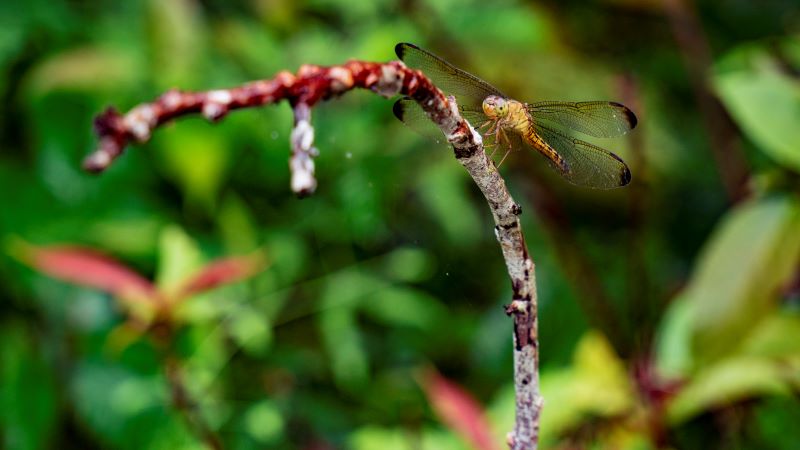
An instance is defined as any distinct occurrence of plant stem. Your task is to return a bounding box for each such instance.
[164,356,224,450]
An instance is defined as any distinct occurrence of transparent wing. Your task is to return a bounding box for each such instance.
[393,98,447,143]
[528,101,637,138]
[395,43,504,110]
[393,97,489,143]
[532,123,631,189]
[459,105,491,128]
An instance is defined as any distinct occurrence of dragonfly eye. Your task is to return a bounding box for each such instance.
[482,95,506,118]
[498,101,507,114]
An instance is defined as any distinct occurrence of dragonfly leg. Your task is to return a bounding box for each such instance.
[485,120,499,136]
[482,120,500,157]
[496,128,514,168]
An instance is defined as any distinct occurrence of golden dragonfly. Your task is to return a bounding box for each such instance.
[393,43,637,189]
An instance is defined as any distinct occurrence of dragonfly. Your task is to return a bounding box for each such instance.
[393,43,637,189]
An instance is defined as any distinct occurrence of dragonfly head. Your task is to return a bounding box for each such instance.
[482,95,508,119]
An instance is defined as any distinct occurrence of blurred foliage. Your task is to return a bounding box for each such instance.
[1,0,800,449]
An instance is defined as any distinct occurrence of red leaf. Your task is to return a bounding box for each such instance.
[420,369,500,450]
[177,252,266,298]
[17,244,156,302]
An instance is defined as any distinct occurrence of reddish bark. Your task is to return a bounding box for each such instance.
[84,60,445,174]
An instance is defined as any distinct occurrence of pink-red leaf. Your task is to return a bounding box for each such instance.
[177,251,266,298]
[420,369,500,450]
[17,244,156,302]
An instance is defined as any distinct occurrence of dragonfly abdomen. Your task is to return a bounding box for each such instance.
[522,125,570,173]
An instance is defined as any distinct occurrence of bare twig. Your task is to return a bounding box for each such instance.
[87,56,544,449]
[437,97,543,450]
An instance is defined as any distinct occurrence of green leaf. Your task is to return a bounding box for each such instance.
[217,194,259,254]
[146,0,203,88]
[156,225,203,297]
[381,247,437,283]
[262,231,309,289]
[539,332,634,443]
[714,46,800,171]
[23,46,140,96]
[419,428,473,450]
[317,271,380,391]
[667,356,792,424]
[0,324,58,450]
[487,333,637,447]
[214,21,285,76]
[440,4,552,50]
[348,426,468,450]
[155,124,231,213]
[319,307,369,392]
[70,363,195,450]
[683,196,800,364]
[336,167,387,240]
[228,304,272,356]
[654,295,696,378]
[417,158,482,244]
[244,400,285,444]
[741,312,800,358]
[88,218,162,259]
[183,324,229,396]
[361,286,444,330]
[751,396,800,450]
[347,426,412,450]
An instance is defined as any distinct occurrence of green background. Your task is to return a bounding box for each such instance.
[1,0,800,448]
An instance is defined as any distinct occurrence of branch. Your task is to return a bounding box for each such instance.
[86,56,543,449]
[440,112,542,448]
[85,61,412,196]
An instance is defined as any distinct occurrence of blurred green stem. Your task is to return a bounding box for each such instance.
[159,328,224,450]
[663,0,749,201]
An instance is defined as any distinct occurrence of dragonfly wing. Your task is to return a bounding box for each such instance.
[394,97,489,143]
[532,123,631,189]
[395,43,504,110]
[528,101,637,138]
[459,105,491,129]
[393,98,447,143]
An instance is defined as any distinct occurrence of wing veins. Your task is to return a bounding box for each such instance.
[395,43,504,110]
[528,101,637,138]
[532,122,631,189]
